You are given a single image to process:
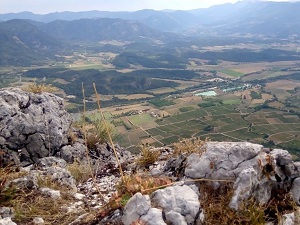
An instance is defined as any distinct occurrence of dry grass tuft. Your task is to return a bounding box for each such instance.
[200,183,266,225]
[136,146,160,169]
[67,160,93,183]
[200,181,296,225]
[173,137,207,156]
[0,166,27,207]
[12,190,80,225]
[23,83,57,94]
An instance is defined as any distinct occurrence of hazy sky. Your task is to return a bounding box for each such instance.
[0,0,296,14]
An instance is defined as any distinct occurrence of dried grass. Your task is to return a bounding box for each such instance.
[173,137,207,156]
[136,146,160,169]
[23,83,57,94]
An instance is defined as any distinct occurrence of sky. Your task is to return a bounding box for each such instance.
[0,0,297,14]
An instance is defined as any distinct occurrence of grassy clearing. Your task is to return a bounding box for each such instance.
[127,114,154,125]
[220,69,244,77]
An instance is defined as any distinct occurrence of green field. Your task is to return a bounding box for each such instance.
[127,114,154,125]
[220,69,244,77]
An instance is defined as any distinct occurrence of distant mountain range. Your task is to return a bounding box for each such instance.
[0,18,170,66]
[1,1,300,66]
[1,1,300,36]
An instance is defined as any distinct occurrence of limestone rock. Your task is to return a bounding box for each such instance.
[185,142,263,180]
[39,188,61,199]
[33,217,45,225]
[8,175,38,190]
[140,208,166,225]
[229,167,259,210]
[280,213,294,225]
[0,88,72,166]
[39,166,77,191]
[291,178,300,206]
[59,142,86,163]
[0,217,17,225]
[151,184,201,224]
[165,211,187,225]
[0,208,14,219]
[122,193,151,225]
[36,157,67,169]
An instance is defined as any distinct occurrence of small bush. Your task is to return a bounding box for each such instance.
[136,146,160,169]
[86,119,111,150]
[173,137,207,156]
[67,161,92,183]
[23,83,57,94]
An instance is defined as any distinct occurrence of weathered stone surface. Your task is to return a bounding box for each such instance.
[280,213,294,225]
[140,208,167,225]
[185,142,263,180]
[36,157,67,169]
[39,188,61,199]
[0,88,72,166]
[165,211,187,225]
[7,175,39,190]
[0,217,17,225]
[59,142,86,163]
[122,193,151,225]
[151,184,200,224]
[32,217,45,225]
[291,178,300,206]
[39,166,77,191]
[229,167,259,210]
[0,208,14,219]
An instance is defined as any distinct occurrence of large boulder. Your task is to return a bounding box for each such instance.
[0,88,72,166]
[122,184,203,225]
[185,142,263,180]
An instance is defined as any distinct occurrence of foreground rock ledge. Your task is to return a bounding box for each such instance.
[122,142,300,225]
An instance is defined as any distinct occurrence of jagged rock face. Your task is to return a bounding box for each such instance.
[0,88,72,166]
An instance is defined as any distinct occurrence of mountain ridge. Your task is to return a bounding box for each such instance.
[1,1,300,34]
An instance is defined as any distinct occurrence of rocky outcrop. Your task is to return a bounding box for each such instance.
[122,142,300,225]
[0,88,72,166]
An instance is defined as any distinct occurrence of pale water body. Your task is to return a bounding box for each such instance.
[195,90,217,97]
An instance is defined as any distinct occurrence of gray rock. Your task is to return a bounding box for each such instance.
[73,193,85,200]
[280,213,294,225]
[122,193,151,225]
[0,217,17,225]
[8,175,38,190]
[39,166,77,191]
[291,178,300,205]
[140,208,167,225]
[185,142,263,180]
[0,88,72,166]
[151,184,200,224]
[59,142,86,163]
[165,211,187,225]
[229,167,259,210]
[0,208,14,219]
[36,157,67,169]
[39,188,61,199]
[33,217,45,225]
